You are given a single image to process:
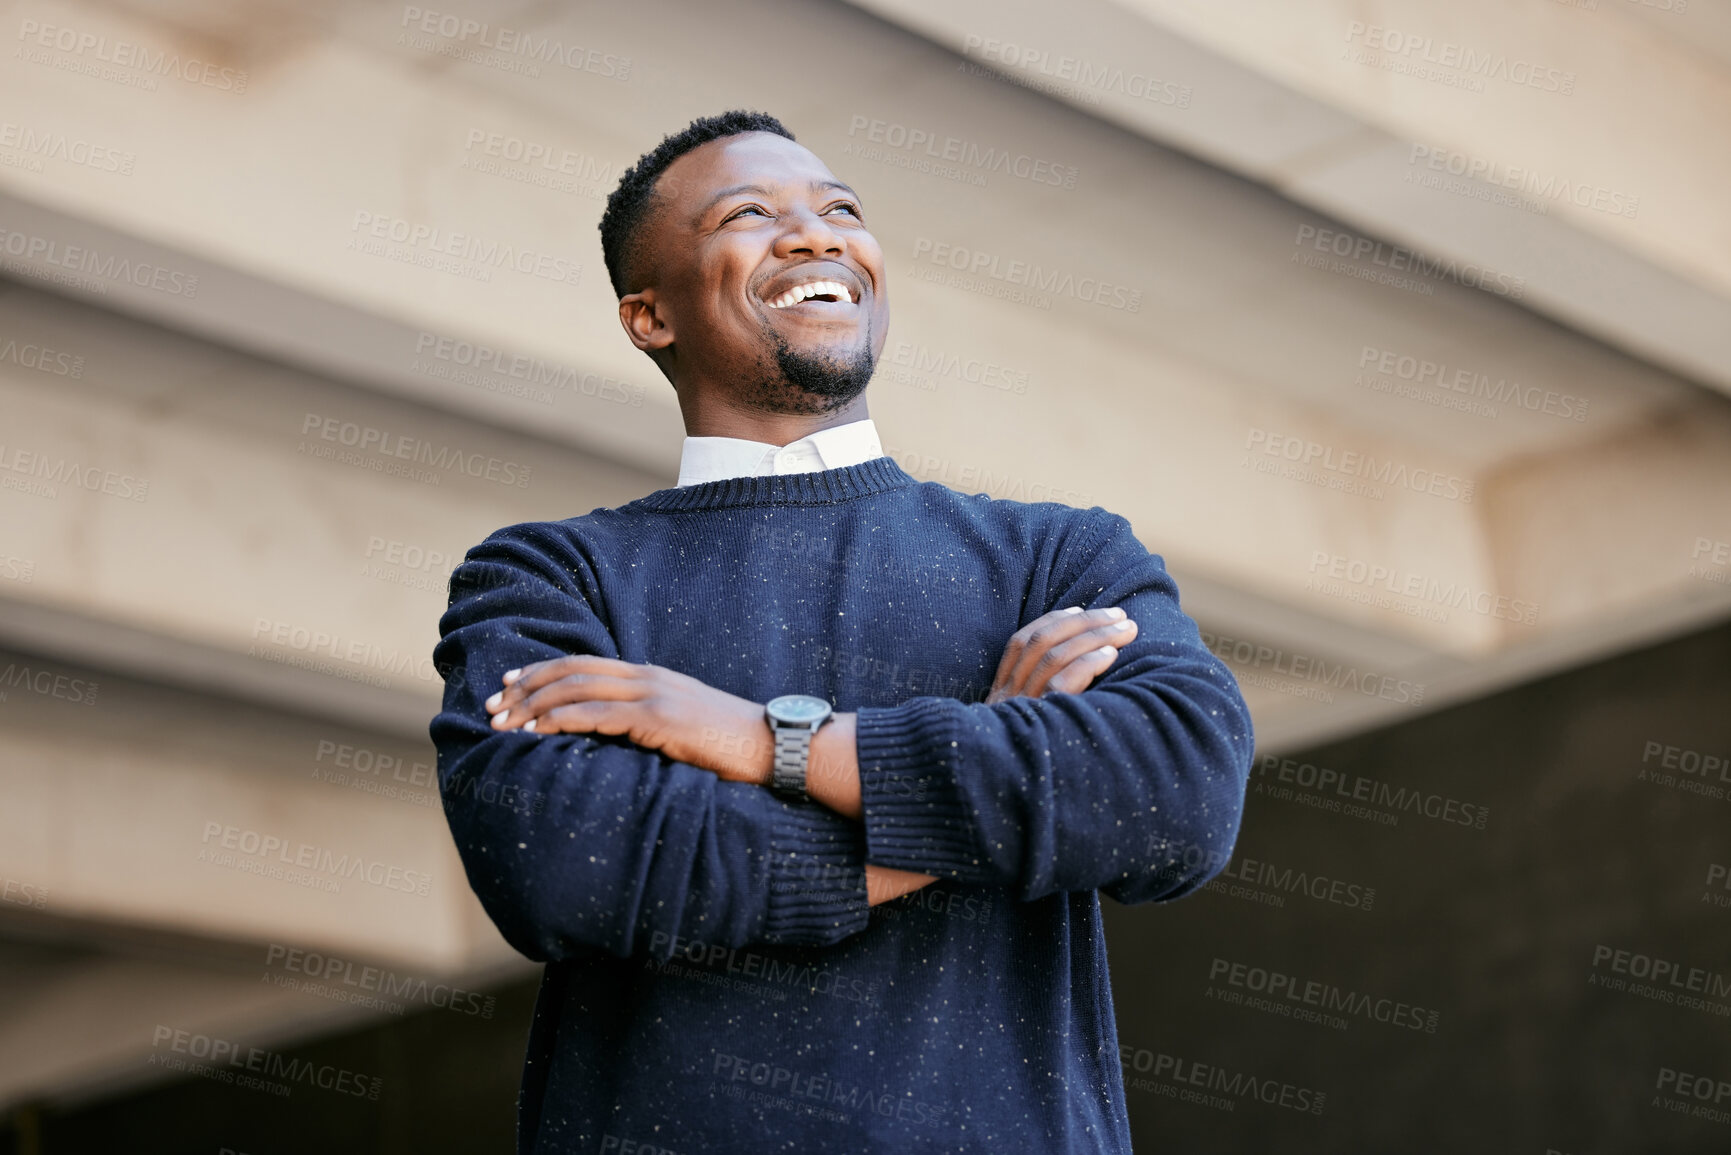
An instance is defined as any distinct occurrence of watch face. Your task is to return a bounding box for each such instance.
[768,694,832,724]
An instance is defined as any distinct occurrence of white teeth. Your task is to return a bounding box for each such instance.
[766,280,855,308]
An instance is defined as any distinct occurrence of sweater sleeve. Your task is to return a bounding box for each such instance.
[853,510,1253,904]
[429,524,870,963]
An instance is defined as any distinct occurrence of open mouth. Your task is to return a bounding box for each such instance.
[763,278,859,309]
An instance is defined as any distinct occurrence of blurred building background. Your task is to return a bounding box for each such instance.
[0,0,1728,1151]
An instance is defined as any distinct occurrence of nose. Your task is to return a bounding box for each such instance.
[772,205,847,260]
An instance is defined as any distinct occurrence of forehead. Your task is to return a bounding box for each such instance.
[656,132,840,220]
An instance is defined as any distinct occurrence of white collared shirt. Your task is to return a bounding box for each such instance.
[675,418,885,487]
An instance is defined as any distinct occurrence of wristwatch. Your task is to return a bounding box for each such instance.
[765,694,834,800]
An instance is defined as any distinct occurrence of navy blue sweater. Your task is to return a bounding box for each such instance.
[430,458,1252,1155]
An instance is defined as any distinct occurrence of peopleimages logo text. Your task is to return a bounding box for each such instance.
[350,212,581,286]
[1358,345,1588,421]
[16,19,248,91]
[264,944,496,1018]
[1118,1044,1326,1115]
[961,36,1192,107]
[1343,22,1575,94]
[1307,551,1539,626]
[1407,143,1637,219]
[398,7,630,79]
[0,227,199,297]
[911,238,1141,311]
[0,122,135,173]
[1208,958,1440,1033]
[1294,224,1525,299]
[846,115,1078,188]
[1199,630,1425,706]
[150,1026,380,1098]
[1254,755,1489,830]
[199,821,433,896]
[1245,428,1474,503]
[299,413,532,488]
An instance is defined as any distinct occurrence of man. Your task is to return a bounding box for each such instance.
[431,110,1252,1154]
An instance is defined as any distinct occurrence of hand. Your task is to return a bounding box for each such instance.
[985,606,1137,704]
[484,656,774,784]
[861,606,1133,907]
[866,864,942,906]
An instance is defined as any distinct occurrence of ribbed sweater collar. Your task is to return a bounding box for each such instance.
[631,456,917,512]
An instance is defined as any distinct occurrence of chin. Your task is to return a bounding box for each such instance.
[727,329,876,412]
[782,334,866,363]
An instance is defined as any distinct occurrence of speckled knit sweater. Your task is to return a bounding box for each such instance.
[429,457,1253,1155]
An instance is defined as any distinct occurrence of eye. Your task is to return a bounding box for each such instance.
[725,204,769,222]
[825,201,861,218]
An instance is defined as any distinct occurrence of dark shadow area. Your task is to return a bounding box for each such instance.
[1,977,538,1154]
[1107,616,1731,1152]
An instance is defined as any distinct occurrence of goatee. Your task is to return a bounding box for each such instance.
[738,329,877,415]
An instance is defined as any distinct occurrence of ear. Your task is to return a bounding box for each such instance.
[618,289,674,355]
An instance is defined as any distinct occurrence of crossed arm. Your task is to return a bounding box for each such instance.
[480,606,1140,905]
[432,515,1252,963]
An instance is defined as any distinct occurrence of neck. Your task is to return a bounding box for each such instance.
[677,390,871,445]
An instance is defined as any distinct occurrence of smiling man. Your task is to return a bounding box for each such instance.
[430,110,1253,1155]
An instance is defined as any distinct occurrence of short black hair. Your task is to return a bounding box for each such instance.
[599,110,795,298]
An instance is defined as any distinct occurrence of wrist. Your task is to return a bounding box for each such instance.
[750,716,776,786]
[805,713,860,819]
[690,708,776,784]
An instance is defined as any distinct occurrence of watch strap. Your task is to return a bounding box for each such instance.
[771,724,815,799]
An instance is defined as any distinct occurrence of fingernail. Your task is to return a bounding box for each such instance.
[1098,646,1117,658]
[491,711,509,727]
[485,692,503,711]
[522,718,537,732]
[1063,606,1083,614]
[1106,607,1127,620]
[503,669,522,684]
[1113,620,1134,632]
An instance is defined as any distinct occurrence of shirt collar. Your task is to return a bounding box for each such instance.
[676,418,884,487]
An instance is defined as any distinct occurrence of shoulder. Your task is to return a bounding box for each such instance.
[460,499,643,559]
[892,479,1148,592]
[900,476,1129,545]
[449,503,644,605]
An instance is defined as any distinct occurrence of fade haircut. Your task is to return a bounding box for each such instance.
[599,110,795,298]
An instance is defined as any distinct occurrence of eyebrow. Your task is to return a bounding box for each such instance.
[696,179,860,218]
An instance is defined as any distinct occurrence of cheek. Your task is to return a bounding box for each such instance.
[681,287,759,348]
[713,270,762,323]
[870,292,891,336]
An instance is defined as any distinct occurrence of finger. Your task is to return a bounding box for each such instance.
[531,700,639,737]
[1023,619,1138,697]
[1041,645,1122,696]
[488,655,578,713]
[487,654,640,713]
[994,606,1101,689]
[991,606,1083,686]
[1004,607,1128,695]
[491,671,644,729]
